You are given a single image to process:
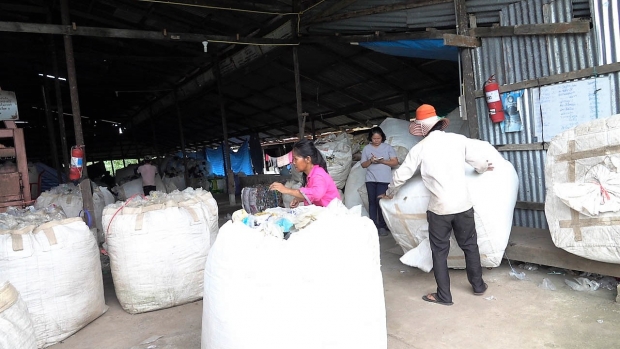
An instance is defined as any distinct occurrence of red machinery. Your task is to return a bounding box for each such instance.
[0,121,32,212]
[484,75,505,123]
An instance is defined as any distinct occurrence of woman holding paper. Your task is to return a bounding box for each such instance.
[361,127,399,236]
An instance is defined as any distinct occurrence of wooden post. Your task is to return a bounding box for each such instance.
[173,90,189,189]
[213,55,236,205]
[78,179,97,241]
[455,0,479,139]
[60,0,88,176]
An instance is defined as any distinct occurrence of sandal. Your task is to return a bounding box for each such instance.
[474,283,488,296]
[422,293,453,306]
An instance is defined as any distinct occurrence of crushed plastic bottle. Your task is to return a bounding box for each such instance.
[509,270,527,280]
[564,277,600,291]
[538,278,557,291]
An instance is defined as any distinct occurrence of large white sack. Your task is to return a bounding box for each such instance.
[545,114,620,263]
[0,218,107,348]
[35,184,108,243]
[202,201,386,349]
[103,188,218,314]
[380,139,518,271]
[315,133,353,189]
[0,279,37,349]
[116,175,167,200]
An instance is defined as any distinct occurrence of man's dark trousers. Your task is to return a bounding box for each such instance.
[426,207,485,303]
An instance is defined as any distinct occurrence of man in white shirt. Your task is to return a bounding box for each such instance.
[137,156,158,196]
[381,104,493,306]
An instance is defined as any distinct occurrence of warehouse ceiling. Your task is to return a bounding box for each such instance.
[0,0,462,163]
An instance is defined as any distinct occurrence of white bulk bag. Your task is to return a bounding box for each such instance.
[202,201,386,349]
[380,139,518,271]
[545,114,620,263]
[0,279,37,349]
[343,161,367,211]
[315,133,353,189]
[103,188,218,314]
[116,175,167,200]
[0,218,107,348]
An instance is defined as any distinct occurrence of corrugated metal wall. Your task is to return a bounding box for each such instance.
[305,0,590,33]
[472,0,620,228]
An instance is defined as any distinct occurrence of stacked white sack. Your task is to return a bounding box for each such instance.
[202,200,387,349]
[103,188,218,314]
[116,175,167,200]
[545,114,620,263]
[0,278,37,349]
[380,139,518,272]
[315,133,353,189]
[0,213,106,348]
[35,183,110,243]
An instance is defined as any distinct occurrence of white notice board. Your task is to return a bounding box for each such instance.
[532,76,615,142]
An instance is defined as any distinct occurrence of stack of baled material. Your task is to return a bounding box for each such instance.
[0,207,107,348]
[102,187,218,314]
[545,114,620,263]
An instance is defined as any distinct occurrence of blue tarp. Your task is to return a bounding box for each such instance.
[205,141,254,176]
[359,39,458,62]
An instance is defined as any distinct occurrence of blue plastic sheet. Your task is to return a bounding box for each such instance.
[359,39,458,62]
[206,141,254,176]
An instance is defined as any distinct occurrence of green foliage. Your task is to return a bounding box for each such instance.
[104,159,139,175]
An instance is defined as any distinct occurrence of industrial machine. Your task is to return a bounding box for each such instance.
[0,90,31,212]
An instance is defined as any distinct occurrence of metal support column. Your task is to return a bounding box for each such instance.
[41,83,63,184]
[213,55,236,205]
[173,90,189,190]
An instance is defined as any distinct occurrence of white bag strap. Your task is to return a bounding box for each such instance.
[0,282,19,313]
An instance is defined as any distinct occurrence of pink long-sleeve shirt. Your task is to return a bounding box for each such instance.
[299,165,340,207]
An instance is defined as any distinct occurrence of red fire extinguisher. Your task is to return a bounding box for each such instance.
[69,145,84,181]
[484,75,505,123]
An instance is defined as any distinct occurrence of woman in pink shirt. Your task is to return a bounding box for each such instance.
[269,139,340,207]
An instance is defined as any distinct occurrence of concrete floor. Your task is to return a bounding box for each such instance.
[53,198,620,349]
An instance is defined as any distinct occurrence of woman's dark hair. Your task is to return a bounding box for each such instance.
[367,127,386,142]
[292,139,328,186]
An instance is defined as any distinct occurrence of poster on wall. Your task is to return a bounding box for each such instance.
[501,90,524,133]
[532,76,615,142]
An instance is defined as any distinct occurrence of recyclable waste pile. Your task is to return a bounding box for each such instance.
[241,185,282,214]
[315,133,353,190]
[202,200,387,349]
[102,187,218,314]
[34,183,115,243]
[0,206,107,348]
[0,277,37,349]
